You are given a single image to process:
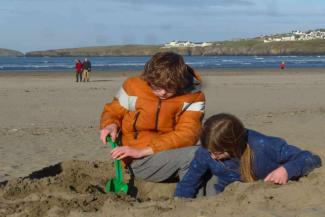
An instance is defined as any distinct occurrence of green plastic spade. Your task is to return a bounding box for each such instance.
[105,136,129,194]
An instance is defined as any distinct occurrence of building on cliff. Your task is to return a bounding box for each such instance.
[163,41,212,48]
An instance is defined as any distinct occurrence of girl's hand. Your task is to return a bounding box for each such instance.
[100,123,118,144]
[111,146,153,160]
[264,166,288,184]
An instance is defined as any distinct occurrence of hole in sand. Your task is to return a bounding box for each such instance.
[27,163,62,180]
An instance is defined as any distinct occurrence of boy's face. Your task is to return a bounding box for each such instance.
[150,84,176,99]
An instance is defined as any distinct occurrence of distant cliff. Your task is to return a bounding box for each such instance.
[198,40,325,56]
[0,48,23,57]
[25,45,162,57]
[25,40,325,57]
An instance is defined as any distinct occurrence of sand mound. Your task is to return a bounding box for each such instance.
[1,160,324,217]
[0,160,176,217]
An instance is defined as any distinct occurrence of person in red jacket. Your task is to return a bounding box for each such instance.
[280,61,286,70]
[100,52,205,183]
[75,59,83,82]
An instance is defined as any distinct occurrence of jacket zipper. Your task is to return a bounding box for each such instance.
[133,111,140,139]
[154,99,161,131]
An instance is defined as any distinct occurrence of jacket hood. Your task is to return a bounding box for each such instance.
[186,65,202,93]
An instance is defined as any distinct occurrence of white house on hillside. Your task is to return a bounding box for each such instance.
[163,41,212,48]
[264,30,325,43]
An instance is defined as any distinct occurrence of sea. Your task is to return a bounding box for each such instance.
[1,55,325,72]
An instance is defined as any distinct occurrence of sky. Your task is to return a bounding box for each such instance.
[1,0,325,52]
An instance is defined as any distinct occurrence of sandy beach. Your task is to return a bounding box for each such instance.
[0,68,325,217]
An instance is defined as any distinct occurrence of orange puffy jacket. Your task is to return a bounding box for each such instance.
[100,72,205,153]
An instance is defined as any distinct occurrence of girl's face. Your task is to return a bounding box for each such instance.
[210,151,231,161]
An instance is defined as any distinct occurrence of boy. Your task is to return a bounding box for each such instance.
[99,52,205,182]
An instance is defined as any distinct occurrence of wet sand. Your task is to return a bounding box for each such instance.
[0,68,324,217]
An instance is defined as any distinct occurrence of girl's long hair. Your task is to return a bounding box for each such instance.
[201,113,256,182]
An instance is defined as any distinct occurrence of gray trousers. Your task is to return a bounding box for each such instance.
[129,146,198,182]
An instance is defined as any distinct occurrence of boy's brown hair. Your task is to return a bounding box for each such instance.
[201,113,256,182]
[142,52,194,94]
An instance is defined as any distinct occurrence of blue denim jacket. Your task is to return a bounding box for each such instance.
[175,129,322,198]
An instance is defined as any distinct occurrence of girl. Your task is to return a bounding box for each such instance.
[175,113,321,198]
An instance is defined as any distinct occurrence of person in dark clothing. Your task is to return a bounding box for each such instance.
[82,58,91,82]
[175,113,321,198]
[75,59,83,82]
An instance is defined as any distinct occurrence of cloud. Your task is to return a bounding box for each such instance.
[2,0,325,51]
[144,33,158,44]
[107,0,254,9]
[95,34,109,44]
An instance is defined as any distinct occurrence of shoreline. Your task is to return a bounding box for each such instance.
[1,67,325,78]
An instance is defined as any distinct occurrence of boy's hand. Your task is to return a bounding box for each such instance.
[100,123,119,144]
[264,166,288,185]
[111,146,153,160]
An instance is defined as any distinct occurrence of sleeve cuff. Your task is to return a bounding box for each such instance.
[283,162,300,180]
[100,120,121,129]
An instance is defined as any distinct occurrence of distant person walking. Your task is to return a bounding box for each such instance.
[82,58,91,82]
[75,59,83,82]
[280,61,286,70]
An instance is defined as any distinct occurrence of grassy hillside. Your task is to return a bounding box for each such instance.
[0,48,23,57]
[25,40,325,56]
[200,39,325,56]
[26,45,162,57]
